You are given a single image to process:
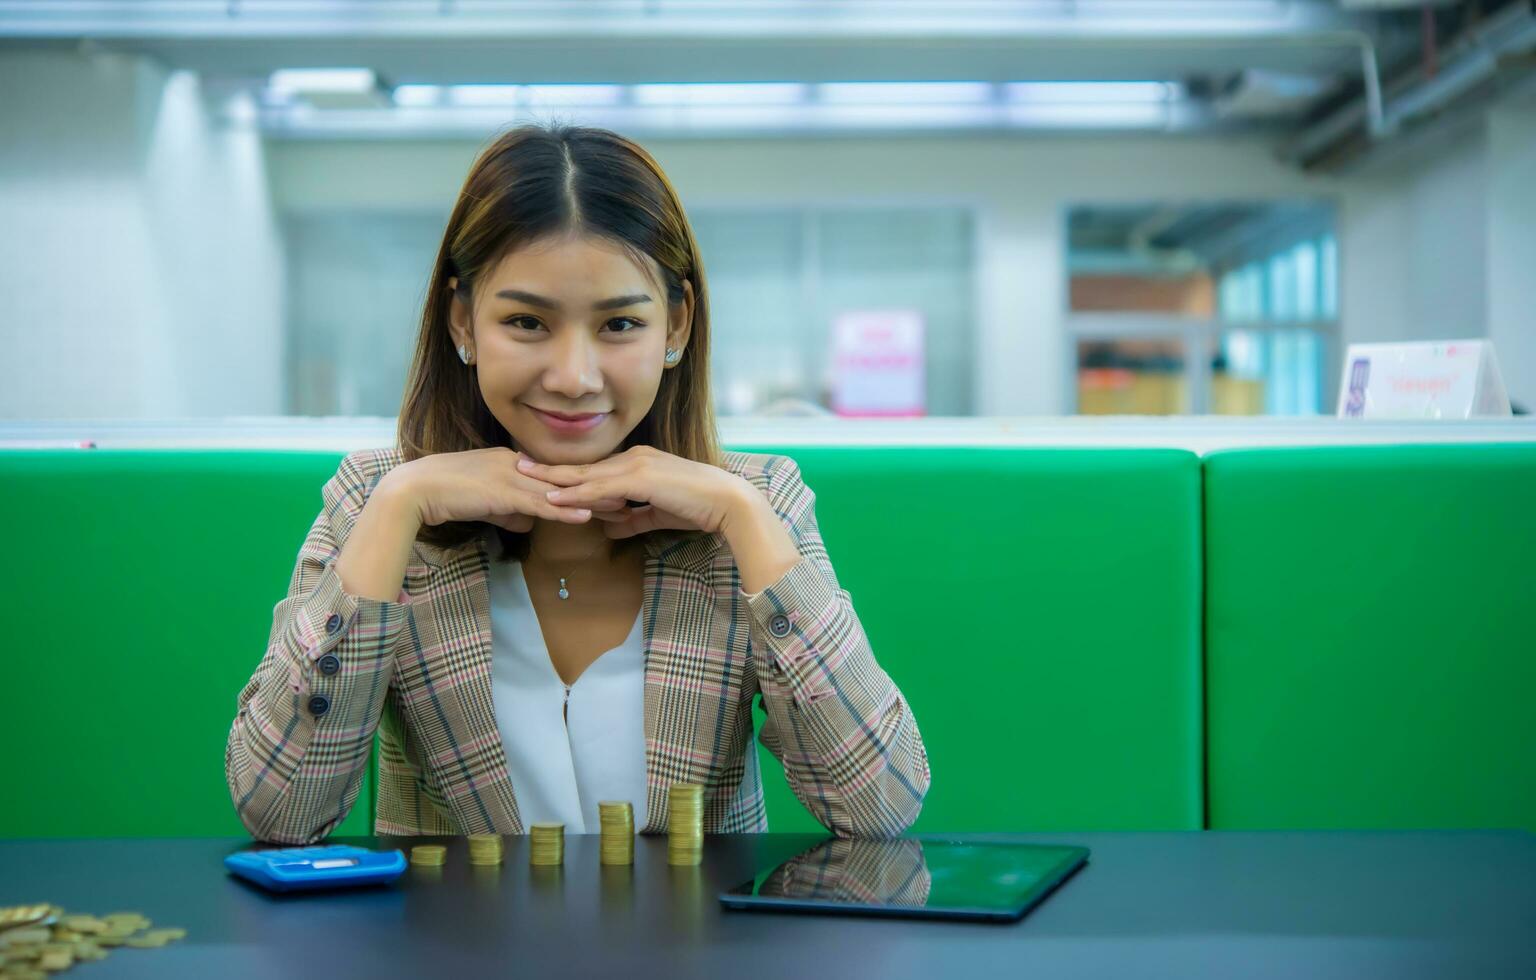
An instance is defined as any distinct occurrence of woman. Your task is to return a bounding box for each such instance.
[226,123,931,845]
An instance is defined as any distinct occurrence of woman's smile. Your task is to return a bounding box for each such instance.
[528,404,609,434]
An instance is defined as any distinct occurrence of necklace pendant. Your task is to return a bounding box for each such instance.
[557,576,570,600]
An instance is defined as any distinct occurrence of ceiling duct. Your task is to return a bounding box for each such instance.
[1286,0,1536,171]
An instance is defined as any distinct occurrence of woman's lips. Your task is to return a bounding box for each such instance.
[529,406,608,434]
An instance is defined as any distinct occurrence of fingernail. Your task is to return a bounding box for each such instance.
[546,489,563,499]
[517,458,534,470]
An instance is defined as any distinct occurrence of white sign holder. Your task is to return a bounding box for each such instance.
[1337,340,1512,419]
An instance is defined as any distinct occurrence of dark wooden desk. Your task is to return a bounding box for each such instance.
[2,830,1533,979]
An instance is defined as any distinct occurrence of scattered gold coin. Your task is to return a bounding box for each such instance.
[0,904,185,973]
[0,904,51,930]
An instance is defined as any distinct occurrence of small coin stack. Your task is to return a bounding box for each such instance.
[667,783,704,866]
[0,904,186,979]
[409,845,446,868]
[598,801,635,866]
[529,822,565,866]
[468,834,504,867]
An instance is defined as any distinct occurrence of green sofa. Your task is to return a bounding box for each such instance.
[1,442,1528,839]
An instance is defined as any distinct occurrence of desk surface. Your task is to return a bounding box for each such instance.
[3,830,1534,979]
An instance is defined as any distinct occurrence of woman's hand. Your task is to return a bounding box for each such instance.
[382,447,631,533]
[515,445,749,540]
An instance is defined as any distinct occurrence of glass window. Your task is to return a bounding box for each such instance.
[282,205,975,419]
[1076,338,1188,415]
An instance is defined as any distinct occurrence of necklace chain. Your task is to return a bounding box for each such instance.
[529,535,609,600]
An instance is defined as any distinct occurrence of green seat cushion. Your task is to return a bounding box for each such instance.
[1204,443,1536,832]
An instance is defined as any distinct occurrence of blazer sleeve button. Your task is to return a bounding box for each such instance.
[768,614,792,637]
[307,694,331,717]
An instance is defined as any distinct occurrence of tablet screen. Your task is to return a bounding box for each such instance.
[720,838,1088,919]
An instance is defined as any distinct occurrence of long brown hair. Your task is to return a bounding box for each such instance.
[396,122,721,563]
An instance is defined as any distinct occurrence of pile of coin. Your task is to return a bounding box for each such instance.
[598,801,635,866]
[468,834,504,867]
[0,904,186,978]
[667,783,704,866]
[529,822,565,866]
[409,845,446,868]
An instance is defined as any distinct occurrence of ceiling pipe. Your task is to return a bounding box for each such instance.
[1284,0,1536,168]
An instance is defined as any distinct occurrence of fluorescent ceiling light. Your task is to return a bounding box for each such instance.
[523,85,625,106]
[392,84,442,107]
[1006,81,1179,103]
[817,82,994,105]
[268,68,376,98]
[632,83,808,106]
[1005,102,1170,127]
[448,84,520,107]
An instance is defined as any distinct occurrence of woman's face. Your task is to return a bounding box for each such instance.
[448,234,692,466]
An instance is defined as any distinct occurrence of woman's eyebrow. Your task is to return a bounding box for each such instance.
[494,289,652,311]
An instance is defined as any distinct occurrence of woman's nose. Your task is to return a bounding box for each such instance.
[543,333,603,395]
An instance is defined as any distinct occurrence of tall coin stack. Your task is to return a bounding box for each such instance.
[529,822,565,866]
[468,833,504,866]
[598,801,634,866]
[667,783,704,866]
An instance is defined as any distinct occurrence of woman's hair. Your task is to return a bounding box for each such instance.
[396,122,721,563]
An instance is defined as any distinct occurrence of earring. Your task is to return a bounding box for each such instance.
[664,347,681,364]
[458,344,473,365]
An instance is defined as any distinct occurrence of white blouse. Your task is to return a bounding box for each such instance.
[485,544,650,835]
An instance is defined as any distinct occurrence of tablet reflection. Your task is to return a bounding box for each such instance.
[757,838,931,907]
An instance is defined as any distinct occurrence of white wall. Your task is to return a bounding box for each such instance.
[0,49,284,418]
[1487,102,1536,412]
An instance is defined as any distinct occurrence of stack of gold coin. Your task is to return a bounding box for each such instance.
[667,783,704,865]
[467,834,504,866]
[528,822,564,866]
[409,844,446,867]
[598,801,634,865]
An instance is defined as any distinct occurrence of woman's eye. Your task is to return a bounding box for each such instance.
[501,316,644,334]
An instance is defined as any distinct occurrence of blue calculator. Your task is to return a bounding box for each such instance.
[224,844,407,893]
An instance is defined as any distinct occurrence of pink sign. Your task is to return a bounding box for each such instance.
[829,310,926,418]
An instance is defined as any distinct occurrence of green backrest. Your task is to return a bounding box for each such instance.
[0,445,1204,837]
[0,450,373,838]
[1203,443,1536,832]
[745,446,1204,833]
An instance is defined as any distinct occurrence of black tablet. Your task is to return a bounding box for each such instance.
[719,837,1088,923]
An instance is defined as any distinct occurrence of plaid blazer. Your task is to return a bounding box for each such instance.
[226,446,931,844]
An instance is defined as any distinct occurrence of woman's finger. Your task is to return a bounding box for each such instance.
[523,489,590,523]
[585,496,629,512]
[517,455,623,487]
[546,480,629,506]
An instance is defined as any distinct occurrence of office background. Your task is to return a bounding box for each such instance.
[2,0,1533,427]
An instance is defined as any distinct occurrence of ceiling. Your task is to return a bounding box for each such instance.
[1,0,1529,162]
